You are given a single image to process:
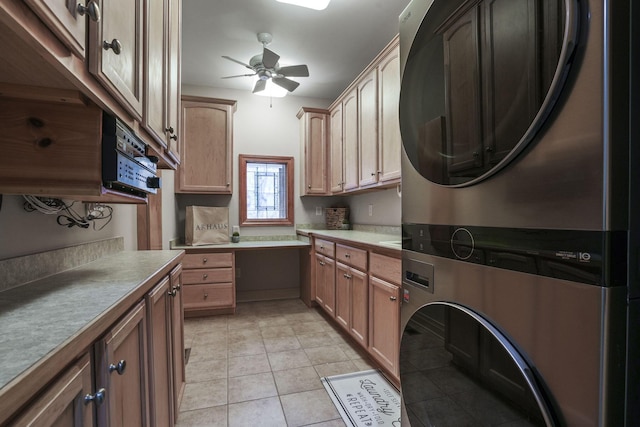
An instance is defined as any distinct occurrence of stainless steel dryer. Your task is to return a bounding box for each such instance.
[398,0,638,425]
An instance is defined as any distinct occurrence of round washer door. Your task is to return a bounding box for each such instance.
[400,302,557,426]
[399,0,579,187]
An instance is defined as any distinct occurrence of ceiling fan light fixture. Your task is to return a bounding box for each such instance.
[253,77,288,98]
[275,0,330,11]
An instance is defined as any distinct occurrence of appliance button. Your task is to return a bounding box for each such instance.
[451,228,474,260]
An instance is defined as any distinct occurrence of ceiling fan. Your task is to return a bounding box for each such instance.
[221,32,309,94]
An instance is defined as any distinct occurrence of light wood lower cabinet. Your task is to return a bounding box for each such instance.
[170,266,185,422]
[368,275,400,378]
[368,252,401,379]
[95,301,150,427]
[182,252,236,316]
[146,277,174,427]
[312,236,401,382]
[10,353,94,427]
[314,253,336,317]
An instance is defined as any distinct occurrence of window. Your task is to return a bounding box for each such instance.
[239,155,294,226]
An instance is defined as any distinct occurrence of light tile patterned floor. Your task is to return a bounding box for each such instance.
[177,298,378,427]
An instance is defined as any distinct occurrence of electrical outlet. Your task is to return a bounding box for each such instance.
[315,206,322,216]
[368,204,373,216]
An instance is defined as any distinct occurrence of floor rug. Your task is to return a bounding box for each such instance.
[321,369,401,427]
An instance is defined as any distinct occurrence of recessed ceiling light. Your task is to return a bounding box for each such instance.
[275,0,331,11]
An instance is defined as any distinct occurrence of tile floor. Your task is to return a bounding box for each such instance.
[177,298,379,427]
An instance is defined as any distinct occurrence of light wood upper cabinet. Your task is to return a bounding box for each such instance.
[342,88,359,192]
[329,104,344,193]
[89,0,144,120]
[23,0,96,59]
[143,0,182,162]
[177,96,236,194]
[358,68,379,187]
[377,43,401,183]
[165,0,182,163]
[298,107,329,195]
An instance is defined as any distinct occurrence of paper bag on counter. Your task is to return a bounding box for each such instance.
[185,206,229,245]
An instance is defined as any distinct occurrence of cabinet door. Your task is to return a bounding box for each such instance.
[329,104,344,193]
[89,0,144,119]
[335,262,351,331]
[314,254,327,310]
[24,0,90,58]
[165,0,182,163]
[146,277,173,427]
[170,266,185,422]
[11,353,94,427]
[323,257,336,317]
[358,68,379,187]
[301,110,328,195]
[177,98,235,193]
[95,302,149,427]
[350,268,368,347]
[143,0,167,147]
[342,89,359,191]
[377,44,401,183]
[368,276,400,377]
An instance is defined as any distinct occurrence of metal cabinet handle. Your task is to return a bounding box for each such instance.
[203,273,208,280]
[165,126,175,134]
[77,1,101,22]
[390,296,397,301]
[319,261,325,266]
[108,360,126,375]
[168,287,177,297]
[202,258,208,263]
[170,135,178,141]
[226,183,231,187]
[371,172,376,176]
[84,388,106,406]
[308,184,311,189]
[343,273,352,279]
[204,293,208,299]
[103,38,122,55]
[344,253,351,258]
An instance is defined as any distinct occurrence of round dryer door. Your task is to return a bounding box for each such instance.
[399,0,579,187]
[400,303,556,426]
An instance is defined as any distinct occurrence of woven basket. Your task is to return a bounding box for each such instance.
[325,208,349,230]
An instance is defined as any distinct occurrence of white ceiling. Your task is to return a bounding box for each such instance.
[181,0,411,100]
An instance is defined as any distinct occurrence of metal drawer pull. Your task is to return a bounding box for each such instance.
[343,273,352,279]
[204,293,208,299]
[202,258,208,263]
[203,273,208,279]
[103,38,122,55]
[77,1,101,22]
[84,388,106,406]
[319,261,325,266]
[108,360,126,375]
[168,287,177,297]
[390,296,397,301]
[345,253,351,258]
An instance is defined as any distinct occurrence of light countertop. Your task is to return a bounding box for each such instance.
[0,249,183,392]
[170,239,310,251]
[296,229,402,252]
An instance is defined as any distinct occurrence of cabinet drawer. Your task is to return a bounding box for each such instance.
[183,252,233,269]
[314,238,335,258]
[182,268,233,284]
[336,244,367,270]
[183,283,234,309]
[369,253,401,285]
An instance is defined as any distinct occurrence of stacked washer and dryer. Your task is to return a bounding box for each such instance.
[398,0,638,425]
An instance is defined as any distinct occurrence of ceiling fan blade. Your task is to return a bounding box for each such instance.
[262,48,280,69]
[272,76,300,92]
[222,55,254,70]
[253,79,267,93]
[221,73,256,79]
[277,64,309,77]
